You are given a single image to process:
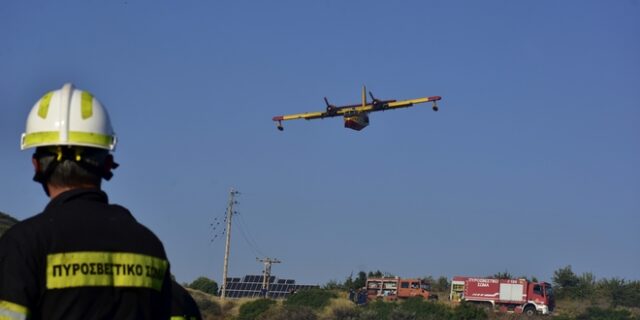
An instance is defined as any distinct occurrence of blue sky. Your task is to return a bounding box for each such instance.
[1,0,638,286]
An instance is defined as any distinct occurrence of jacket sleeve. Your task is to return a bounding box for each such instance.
[170,280,203,320]
[0,226,41,319]
[157,264,173,319]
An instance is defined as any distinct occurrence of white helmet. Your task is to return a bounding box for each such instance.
[21,83,117,151]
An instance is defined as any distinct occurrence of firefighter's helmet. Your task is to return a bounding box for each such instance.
[21,83,117,151]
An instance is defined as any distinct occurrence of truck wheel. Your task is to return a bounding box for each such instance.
[523,305,536,316]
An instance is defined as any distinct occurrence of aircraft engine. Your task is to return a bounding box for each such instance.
[344,113,369,131]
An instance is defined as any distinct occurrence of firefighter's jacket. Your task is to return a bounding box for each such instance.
[0,188,171,319]
[171,281,202,320]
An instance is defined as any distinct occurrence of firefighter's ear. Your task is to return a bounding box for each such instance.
[102,154,118,180]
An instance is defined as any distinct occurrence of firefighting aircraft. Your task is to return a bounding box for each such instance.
[272,86,441,131]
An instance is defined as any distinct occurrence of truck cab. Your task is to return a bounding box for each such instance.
[398,279,437,300]
[366,277,436,302]
[524,282,555,315]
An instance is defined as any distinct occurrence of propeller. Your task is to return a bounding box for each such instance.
[369,91,381,105]
[324,97,337,112]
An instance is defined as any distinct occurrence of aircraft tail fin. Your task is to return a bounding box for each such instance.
[362,85,367,107]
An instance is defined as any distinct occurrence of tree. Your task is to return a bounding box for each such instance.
[434,276,450,292]
[344,270,382,290]
[574,272,596,300]
[0,211,18,238]
[553,265,579,298]
[323,279,343,290]
[188,276,218,295]
[492,270,512,279]
[421,275,449,292]
[599,279,640,308]
[367,270,384,278]
[353,271,367,290]
[599,277,627,307]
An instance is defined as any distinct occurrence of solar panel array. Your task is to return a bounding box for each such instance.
[224,275,318,299]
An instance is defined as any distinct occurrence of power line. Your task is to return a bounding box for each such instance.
[236,212,266,258]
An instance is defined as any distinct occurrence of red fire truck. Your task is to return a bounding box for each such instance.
[450,276,555,316]
[366,277,437,302]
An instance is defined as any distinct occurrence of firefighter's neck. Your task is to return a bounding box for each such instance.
[47,184,100,199]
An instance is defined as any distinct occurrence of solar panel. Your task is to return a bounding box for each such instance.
[223,274,318,299]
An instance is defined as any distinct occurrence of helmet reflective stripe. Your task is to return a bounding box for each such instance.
[81,91,93,119]
[37,91,54,119]
[22,131,116,149]
[21,83,117,151]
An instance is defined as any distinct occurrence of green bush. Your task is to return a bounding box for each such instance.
[194,298,221,316]
[284,288,336,310]
[188,276,218,295]
[357,309,382,320]
[362,300,396,320]
[238,299,276,320]
[576,306,635,320]
[260,305,317,320]
[331,305,360,320]
[451,302,488,320]
[359,299,488,320]
[389,308,416,320]
[398,298,451,320]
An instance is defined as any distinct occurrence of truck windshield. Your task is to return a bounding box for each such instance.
[421,283,431,291]
[544,284,554,297]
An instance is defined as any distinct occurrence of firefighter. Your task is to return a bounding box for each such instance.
[171,280,203,320]
[0,83,172,319]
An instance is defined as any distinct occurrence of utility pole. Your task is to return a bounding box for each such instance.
[257,257,281,297]
[220,188,239,300]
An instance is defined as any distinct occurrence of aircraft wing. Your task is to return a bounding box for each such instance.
[382,96,442,110]
[272,93,442,131]
[272,107,365,130]
[272,110,332,122]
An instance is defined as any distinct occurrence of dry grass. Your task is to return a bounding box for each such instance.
[187,290,289,320]
[318,297,359,320]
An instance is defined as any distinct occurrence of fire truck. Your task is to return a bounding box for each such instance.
[366,277,437,302]
[450,276,555,316]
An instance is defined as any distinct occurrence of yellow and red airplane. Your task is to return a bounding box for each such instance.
[272,86,441,131]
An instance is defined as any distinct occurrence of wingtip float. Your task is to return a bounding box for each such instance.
[272,86,442,131]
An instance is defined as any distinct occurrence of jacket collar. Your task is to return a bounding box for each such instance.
[45,188,108,210]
